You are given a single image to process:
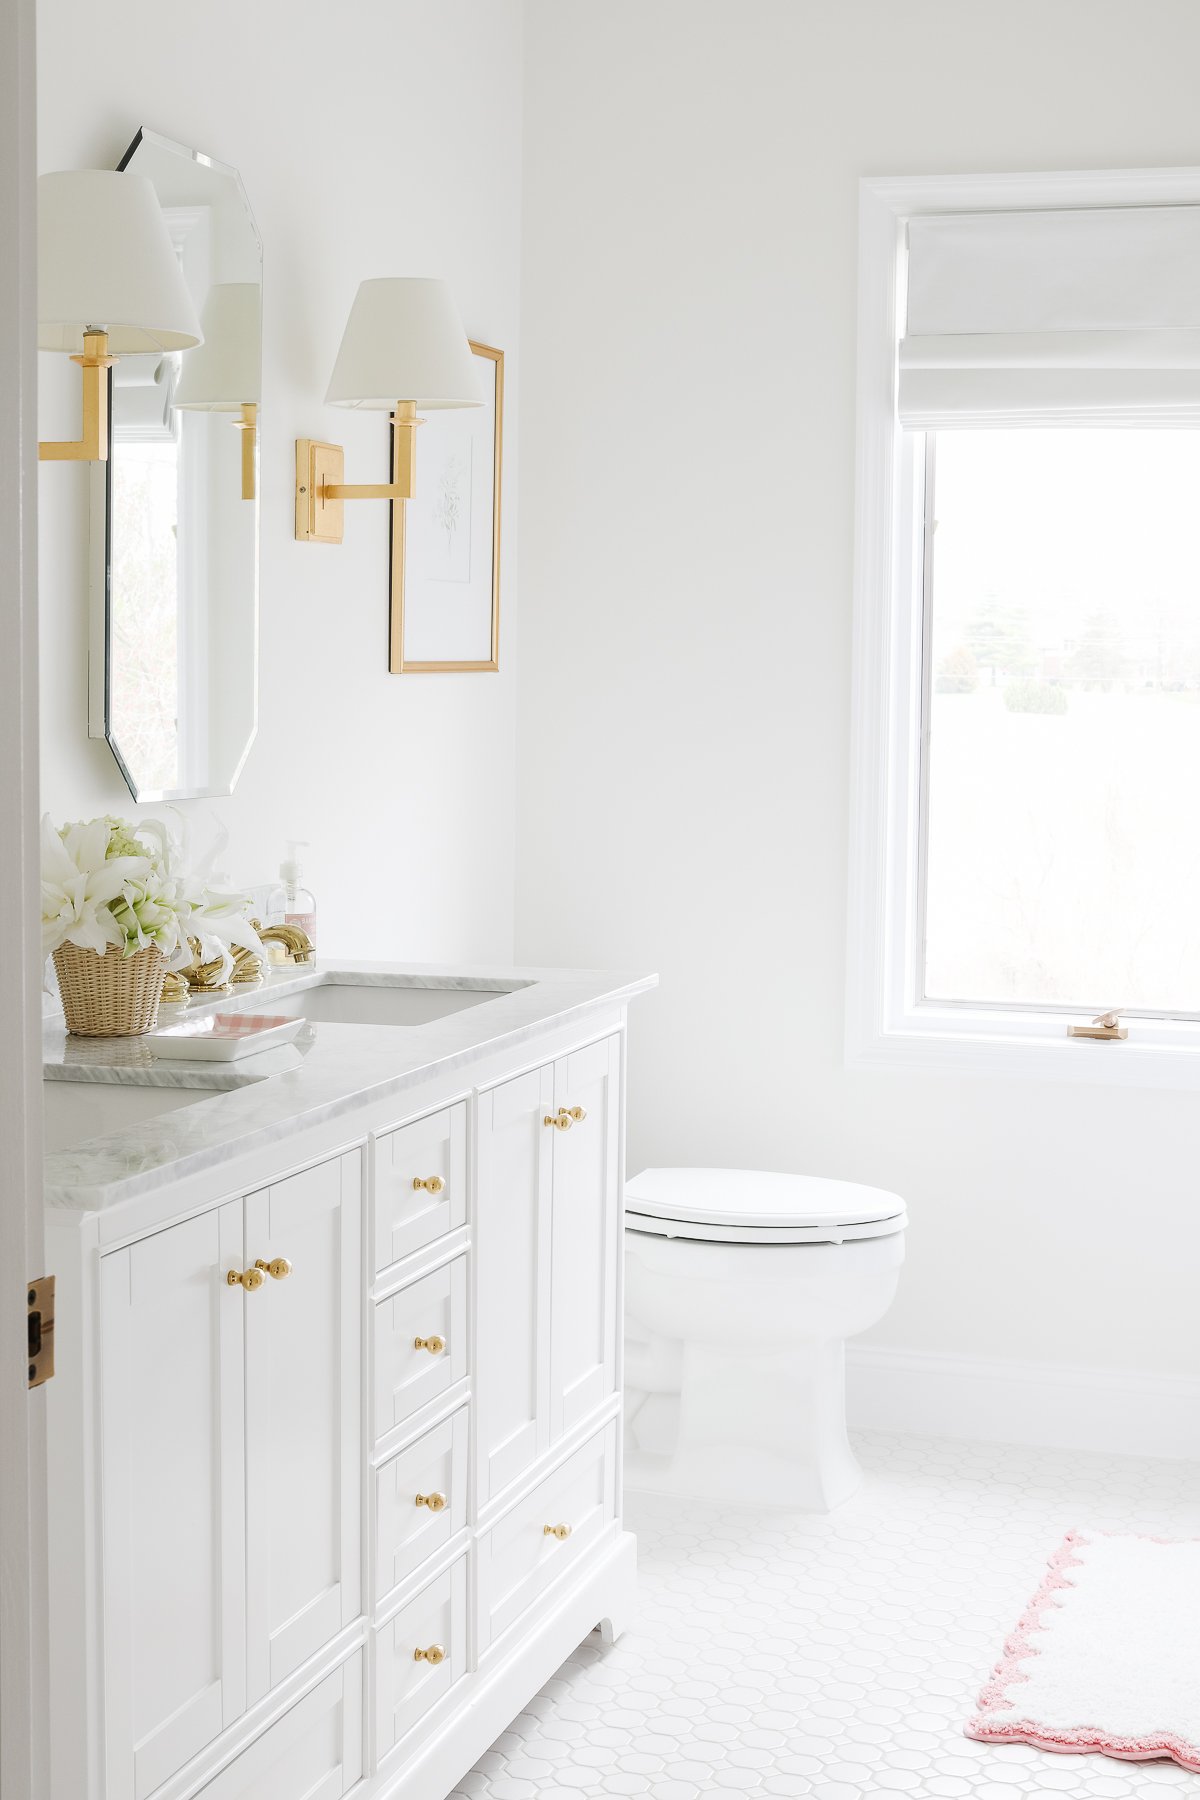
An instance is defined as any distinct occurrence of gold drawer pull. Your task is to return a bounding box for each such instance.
[254,1257,292,1281]
[415,1490,447,1512]
[544,1109,577,1130]
[543,1522,572,1541]
[565,1106,587,1122]
[412,1175,446,1194]
[413,1334,445,1355]
[227,1267,264,1292]
[413,1643,445,1664]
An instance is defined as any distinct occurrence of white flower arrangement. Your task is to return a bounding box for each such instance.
[41,813,262,971]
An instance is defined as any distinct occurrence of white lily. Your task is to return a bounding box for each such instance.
[138,811,264,957]
[42,812,263,968]
[40,815,153,957]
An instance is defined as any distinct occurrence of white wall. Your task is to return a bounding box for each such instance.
[516,0,1200,1380]
[37,0,523,962]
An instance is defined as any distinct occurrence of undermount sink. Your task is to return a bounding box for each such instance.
[266,980,518,1029]
[43,1080,208,1155]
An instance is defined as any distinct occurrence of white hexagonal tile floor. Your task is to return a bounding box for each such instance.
[450,1431,1200,1800]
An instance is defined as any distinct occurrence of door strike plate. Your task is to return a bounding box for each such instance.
[28,1275,55,1388]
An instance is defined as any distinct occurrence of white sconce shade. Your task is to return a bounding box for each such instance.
[174,283,262,409]
[38,169,203,355]
[324,277,481,410]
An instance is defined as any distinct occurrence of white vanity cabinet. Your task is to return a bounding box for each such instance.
[99,1203,249,1800]
[98,1151,362,1800]
[474,1035,622,1508]
[47,993,642,1800]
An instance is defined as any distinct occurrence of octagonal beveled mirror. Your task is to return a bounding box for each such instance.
[89,127,261,801]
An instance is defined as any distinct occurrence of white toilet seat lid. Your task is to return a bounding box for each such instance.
[625,1167,906,1243]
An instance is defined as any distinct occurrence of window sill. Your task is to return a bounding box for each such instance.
[847,1008,1200,1090]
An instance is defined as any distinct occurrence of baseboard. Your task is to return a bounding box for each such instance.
[846,1344,1200,1462]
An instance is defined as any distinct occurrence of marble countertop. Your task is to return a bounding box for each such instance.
[43,961,656,1214]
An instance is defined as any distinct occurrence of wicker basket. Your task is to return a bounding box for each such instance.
[53,942,169,1037]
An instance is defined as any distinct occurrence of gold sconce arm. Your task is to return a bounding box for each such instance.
[39,331,116,463]
[233,402,258,501]
[295,403,420,544]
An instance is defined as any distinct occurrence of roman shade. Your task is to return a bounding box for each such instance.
[898,205,1200,427]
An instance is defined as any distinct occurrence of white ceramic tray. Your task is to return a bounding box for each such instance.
[149,1012,304,1061]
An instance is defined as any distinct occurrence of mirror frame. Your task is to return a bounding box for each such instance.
[88,125,262,802]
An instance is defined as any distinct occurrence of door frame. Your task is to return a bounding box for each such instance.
[0,0,48,1796]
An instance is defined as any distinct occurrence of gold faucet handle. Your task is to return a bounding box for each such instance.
[412,1175,445,1194]
[413,1334,445,1355]
[254,1257,292,1281]
[257,922,316,965]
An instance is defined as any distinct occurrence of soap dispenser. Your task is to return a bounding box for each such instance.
[266,841,317,949]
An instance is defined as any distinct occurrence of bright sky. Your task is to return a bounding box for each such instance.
[931,429,1200,655]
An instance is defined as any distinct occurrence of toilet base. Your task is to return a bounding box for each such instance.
[625,1337,863,1512]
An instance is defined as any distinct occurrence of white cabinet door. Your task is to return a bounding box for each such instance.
[374,1257,467,1444]
[550,1036,622,1440]
[374,1408,468,1607]
[194,1655,362,1800]
[476,1421,617,1654]
[374,1558,467,1766]
[100,1204,246,1800]
[474,1062,554,1503]
[244,1152,363,1703]
[373,1103,466,1275]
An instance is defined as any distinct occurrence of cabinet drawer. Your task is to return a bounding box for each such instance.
[195,1653,362,1800]
[374,1256,467,1443]
[374,1104,466,1275]
[476,1422,617,1652]
[374,1556,468,1765]
[374,1408,468,1607]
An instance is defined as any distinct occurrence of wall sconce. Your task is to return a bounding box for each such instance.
[38,170,203,463]
[174,282,262,499]
[295,277,480,544]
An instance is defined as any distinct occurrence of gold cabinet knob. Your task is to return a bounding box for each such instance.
[411,1175,445,1194]
[413,1643,445,1664]
[413,1334,446,1355]
[543,1522,572,1541]
[415,1491,447,1512]
[227,1267,264,1292]
[543,1107,586,1130]
[254,1257,292,1281]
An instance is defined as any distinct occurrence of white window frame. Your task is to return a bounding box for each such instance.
[847,165,1200,1091]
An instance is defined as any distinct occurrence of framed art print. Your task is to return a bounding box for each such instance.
[389,340,502,672]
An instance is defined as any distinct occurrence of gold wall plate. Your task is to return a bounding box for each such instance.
[295,438,345,543]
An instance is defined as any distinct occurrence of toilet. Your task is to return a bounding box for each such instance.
[624,1168,906,1511]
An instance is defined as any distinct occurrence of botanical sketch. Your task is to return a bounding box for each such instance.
[390,343,501,671]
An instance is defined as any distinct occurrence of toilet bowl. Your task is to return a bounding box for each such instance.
[624,1168,906,1511]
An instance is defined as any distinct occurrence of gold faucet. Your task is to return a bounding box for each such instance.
[257,922,316,966]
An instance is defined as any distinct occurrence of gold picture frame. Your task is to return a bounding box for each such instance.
[388,340,503,673]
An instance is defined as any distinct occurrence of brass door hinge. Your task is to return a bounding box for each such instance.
[27,1276,55,1388]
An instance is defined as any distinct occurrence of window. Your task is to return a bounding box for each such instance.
[922,428,1200,1017]
[849,169,1200,1084]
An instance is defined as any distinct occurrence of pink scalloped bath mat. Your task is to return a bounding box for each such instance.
[967,1529,1200,1773]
